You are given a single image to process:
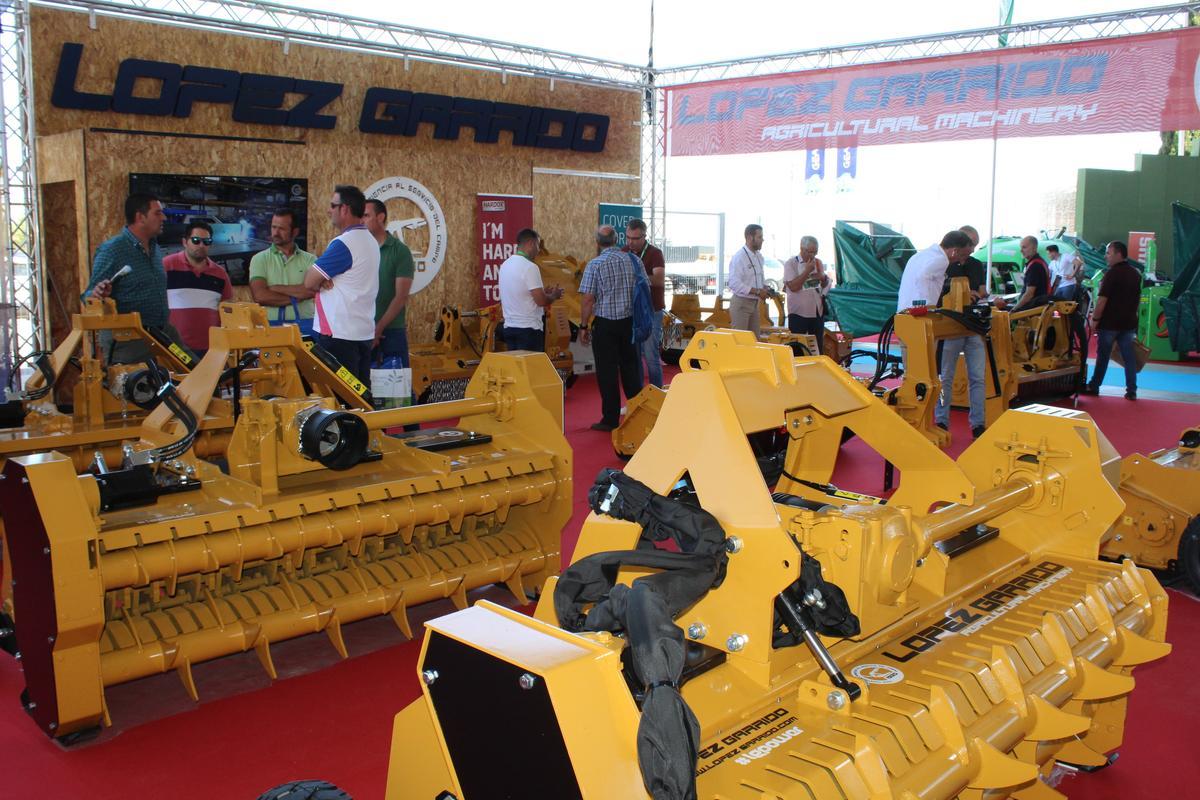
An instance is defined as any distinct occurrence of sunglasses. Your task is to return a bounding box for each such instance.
[189,236,214,245]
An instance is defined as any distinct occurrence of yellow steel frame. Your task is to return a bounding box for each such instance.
[386,331,1169,799]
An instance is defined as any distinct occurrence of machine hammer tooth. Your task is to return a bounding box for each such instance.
[1073,658,1135,701]
[1111,626,1172,667]
[1025,695,1090,741]
[967,738,1040,790]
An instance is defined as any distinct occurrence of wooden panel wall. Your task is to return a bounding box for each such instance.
[532,171,642,260]
[31,6,641,342]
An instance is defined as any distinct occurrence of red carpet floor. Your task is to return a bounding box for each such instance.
[1,371,1198,799]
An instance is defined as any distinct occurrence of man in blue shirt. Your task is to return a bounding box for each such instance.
[579,225,643,432]
[83,193,182,364]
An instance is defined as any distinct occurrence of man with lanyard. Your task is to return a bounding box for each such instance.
[781,235,831,354]
[579,225,643,432]
[623,218,666,387]
[1013,236,1050,312]
[249,207,317,331]
[303,185,380,385]
[498,228,563,352]
[727,224,771,335]
[934,225,989,439]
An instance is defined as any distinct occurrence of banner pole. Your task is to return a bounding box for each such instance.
[986,133,997,295]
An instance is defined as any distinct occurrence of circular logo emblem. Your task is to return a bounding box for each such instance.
[364,176,447,295]
[850,663,904,685]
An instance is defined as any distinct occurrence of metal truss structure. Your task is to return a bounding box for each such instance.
[3,1,1199,363]
[656,3,1200,86]
[0,1,44,369]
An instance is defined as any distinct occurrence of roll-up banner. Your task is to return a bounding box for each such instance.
[477,194,533,307]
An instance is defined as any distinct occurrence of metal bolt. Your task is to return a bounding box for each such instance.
[827,691,846,710]
[42,547,50,555]
[803,415,814,425]
[686,623,707,641]
[725,537,743,554]
[803,589,827,610]
[518,673,538,690]
[1115,534,1123,542]
[49,722,57,731]
[27,701,36,710]
[47,635,55,645]
[422,669,439,686]
[726,633,748,652]
[915,559,925,568]
[975,523,988,533]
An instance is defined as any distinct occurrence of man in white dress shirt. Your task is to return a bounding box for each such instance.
[896,230,973,312]
[727,224,771,335]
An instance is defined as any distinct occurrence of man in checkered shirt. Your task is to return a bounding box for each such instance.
[83,192,183,364]
[579,224,644,432]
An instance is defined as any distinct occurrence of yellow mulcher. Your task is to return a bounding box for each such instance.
[366,331,1168,800]
[0,349,571,741]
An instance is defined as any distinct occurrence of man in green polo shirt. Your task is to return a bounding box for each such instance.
[249,207,317,330]
[363,199,415,360]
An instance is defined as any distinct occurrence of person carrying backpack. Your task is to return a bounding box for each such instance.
[579,224,646,432]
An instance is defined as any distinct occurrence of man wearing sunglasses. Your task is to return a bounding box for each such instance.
[163,221,233,356]
[303,185,380,385]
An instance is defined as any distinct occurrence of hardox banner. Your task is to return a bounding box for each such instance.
[664,28,1200,156]
[477,194,533,307]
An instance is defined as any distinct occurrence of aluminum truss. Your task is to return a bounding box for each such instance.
[1,0,44,365]
[657,3,1200,86]
[34,0,647,89]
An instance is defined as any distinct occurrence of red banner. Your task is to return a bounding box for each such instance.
[665,28,1200,156]
[476,194,533,307]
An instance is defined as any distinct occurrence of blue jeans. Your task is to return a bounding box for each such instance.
[935,335,986,429]
[503,326,544,352]
[1090,328,1137,392]
[640,312,664,388]
[1053,284,1077,301]
[374,327,410,367]
[313,333,372,386]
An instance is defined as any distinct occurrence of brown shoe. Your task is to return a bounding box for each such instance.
[590,421,615,432]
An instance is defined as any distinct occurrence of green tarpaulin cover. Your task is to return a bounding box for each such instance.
[827,221,915,337]
[1162,202,1200,353]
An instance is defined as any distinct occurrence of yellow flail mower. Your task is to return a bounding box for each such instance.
[0,303,375,630]
[0,349,570,741]
[373,331,1168,800]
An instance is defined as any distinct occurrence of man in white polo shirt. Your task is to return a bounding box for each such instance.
[304,184,380,384]
[498,227,563,352]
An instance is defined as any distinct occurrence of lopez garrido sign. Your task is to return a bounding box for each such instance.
[51,42,610,152]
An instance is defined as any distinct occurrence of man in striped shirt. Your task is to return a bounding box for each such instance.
[164,221,233,356]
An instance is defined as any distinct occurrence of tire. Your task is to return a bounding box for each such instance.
[1179,516,1200,593]
[256,780,352,800]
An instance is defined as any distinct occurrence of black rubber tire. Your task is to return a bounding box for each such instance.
[1178,516,1200,594]
[256,780,352,800]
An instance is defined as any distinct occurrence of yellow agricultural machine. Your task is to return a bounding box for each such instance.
[410,305,574,404]
[0,303,378,648]
[382,330,1170,800]
[1,297,197,434]
[1101,426,1200,592]
[1,340,572,743]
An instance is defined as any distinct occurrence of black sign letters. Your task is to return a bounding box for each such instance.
[51,42,609,151]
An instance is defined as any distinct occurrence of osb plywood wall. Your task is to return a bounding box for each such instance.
[31,6,641,343]
[533,171,642,258]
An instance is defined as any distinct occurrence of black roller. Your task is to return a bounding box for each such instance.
[298,409,369,470]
